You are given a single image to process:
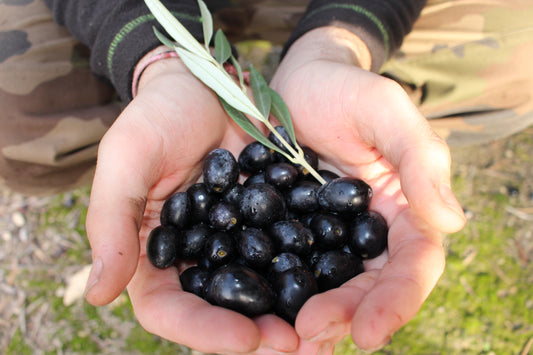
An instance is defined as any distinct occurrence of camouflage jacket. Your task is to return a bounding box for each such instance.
[43,0,427,103]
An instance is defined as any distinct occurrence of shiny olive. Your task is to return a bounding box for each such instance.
[309,212,348,250]
[265,162,299,190]
[236,227,275,270]
[313,249,364,291]
[239,183,286,228]
[204,264,275,317]
[285,180,321,214]
[180,266,210,297]
[317,177,372,215]
[208,201,241,231]
[203,231,236,268]
[146,225,180,269]
[238,141,275,174]
[202,148,239,194]
[268,220,314,256]
[178,223,213,259]
[187,183,217,224]
[272,266,318,325]
[348,210,388,259]
[267,252,305,281]
[160,191,191,229]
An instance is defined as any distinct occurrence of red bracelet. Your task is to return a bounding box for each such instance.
[131,50,180,98]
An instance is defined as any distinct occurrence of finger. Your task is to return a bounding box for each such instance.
[295,270,379,343]
[128,255,262,354]
[356,78,466,234]
[251,314,299,354]
[350,209,446,350]
[84,118,161,306]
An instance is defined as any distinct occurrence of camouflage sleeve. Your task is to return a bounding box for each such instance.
[43,0,204,103]
[282,0,428,72]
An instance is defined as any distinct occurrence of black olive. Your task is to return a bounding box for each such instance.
[317,169,340,183]
[222,183,245,207]
[236,227,275,270]
[294,146,319,177]
[160,191,191,229]
[268,220,314,256]
[178,223,213,259]
[243,171,266,187]
[265,162,299,190]
[268,126,295,154]
[309,212,348,250]
[187,183,217,224]
[202,148,239,194]
[204,264,275,317]
[146,225,181,269]
[317,177,372,215]
[313,249,364,292]
[267,252,305,282]
[180,266,210,297]
[239,183,286,228]
[208,201,241,231]
[203,231,236,268]
[285,180,321,214]
[238,141,275,174]
[348,210,388,259]
[272,266,318,325]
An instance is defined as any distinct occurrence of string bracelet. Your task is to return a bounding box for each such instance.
[131,50,179,98]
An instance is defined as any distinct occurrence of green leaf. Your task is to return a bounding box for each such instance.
[249,65,272,119]
[144,0,213,62]
[197,0,213,50]
[230,56,245,91]
[153,27,177,49]
[214,30,232,64]
[176,47,265,121]
[269,88,297,146]
[220,98,284,155]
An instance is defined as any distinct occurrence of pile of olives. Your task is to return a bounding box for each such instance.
[146,127,388,325]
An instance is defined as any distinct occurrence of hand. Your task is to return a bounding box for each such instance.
[269,28,467,353]
[83,51,300,354]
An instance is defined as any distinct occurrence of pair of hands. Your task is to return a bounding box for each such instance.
[84,28,466,355]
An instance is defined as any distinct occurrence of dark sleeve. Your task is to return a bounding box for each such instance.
[282,0,428,72]
[43,0,204,103]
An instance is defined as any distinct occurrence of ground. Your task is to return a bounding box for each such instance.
[1,43,532,354]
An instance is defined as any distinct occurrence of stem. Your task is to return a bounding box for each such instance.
[263,120,326,185]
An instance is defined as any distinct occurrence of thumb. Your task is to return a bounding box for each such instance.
[84,123,156,306]
[364,80,466,234]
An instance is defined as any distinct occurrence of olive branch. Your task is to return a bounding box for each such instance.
[143,0,326,185]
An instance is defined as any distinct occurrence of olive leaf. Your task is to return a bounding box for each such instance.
[214,29,232,65]
[249,65,272,119]
[197,0,213,50]
[219,98,285,156]
[153,27,177,49]
[230,56,246,91]
[176,47,264,120]
[144,0,213,62]
[269,88,298,148]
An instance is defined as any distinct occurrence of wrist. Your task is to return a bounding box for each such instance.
[132,45,188,98]
[282,27,372,71]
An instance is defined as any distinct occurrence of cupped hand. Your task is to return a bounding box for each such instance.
[84,55,299,354]
[269,28,467,353]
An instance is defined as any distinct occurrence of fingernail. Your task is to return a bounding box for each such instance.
[439,183,465,219]
[360,336,392,354]
[306,322,345,342]
[317,342,333,355]
[84,257,103,299]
